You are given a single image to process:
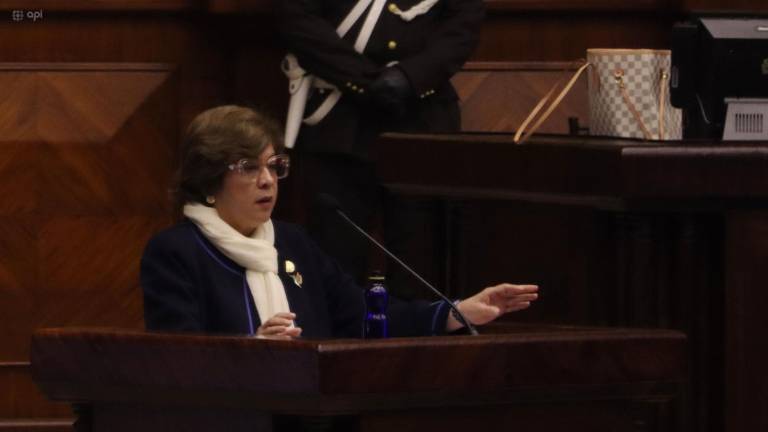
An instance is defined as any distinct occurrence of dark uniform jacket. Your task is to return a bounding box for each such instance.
[278,0,485,157]
[141,220,452,337]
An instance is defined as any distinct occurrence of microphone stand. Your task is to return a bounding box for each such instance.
[334,209,480,336]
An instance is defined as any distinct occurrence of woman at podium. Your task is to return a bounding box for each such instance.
[140,105,538,338]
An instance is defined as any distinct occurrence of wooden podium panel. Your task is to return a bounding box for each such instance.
[31,326,685,432]
[374,133,768,432]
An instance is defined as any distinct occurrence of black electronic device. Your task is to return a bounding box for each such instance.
[671,17,768,139]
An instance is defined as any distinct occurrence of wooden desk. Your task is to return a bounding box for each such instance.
[31,326,685,432]
[375,133,768,432]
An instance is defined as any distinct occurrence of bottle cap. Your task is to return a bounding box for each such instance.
[368,271,385,281]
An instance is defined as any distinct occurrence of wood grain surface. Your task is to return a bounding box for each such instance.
[1,0,765,430]
[0,64,176,363]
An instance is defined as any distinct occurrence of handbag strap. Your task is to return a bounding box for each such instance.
[514,61,590,144]
[612,68,653,140]
[658,69,669,140]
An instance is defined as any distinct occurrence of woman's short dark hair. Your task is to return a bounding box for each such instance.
[174,105,284,209]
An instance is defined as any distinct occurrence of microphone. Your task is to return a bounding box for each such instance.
[316,193,479,336]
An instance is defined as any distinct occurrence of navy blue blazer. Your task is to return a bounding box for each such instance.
[141,220,451,338]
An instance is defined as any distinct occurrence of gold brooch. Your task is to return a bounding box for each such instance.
[285,260,302,288]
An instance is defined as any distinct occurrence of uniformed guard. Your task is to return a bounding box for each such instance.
[278,0,485,286]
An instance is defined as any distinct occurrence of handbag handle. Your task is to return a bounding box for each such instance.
[514,61,591,145]
[658,69,669,140]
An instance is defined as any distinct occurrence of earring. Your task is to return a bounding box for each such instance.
[206,195,216,205]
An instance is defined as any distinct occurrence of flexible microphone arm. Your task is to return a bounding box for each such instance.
[319,194,479,336]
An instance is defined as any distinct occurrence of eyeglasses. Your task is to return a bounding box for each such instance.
[227,154,290,180]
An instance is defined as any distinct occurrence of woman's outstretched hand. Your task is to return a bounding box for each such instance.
[447,284,539,332]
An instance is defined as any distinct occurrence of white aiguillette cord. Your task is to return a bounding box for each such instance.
[303,0,388,126]
[354,0,388,53]
[390,0,440,22]
[337,0,374,38]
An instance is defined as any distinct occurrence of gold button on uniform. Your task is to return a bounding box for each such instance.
[388,3,399,13]
[387,40,397,50]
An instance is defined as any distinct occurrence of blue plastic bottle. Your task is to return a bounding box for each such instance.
[364,273,388,339]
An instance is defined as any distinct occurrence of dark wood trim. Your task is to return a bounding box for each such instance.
[376,134,768,205]
[484,0,674,13]
[0,0,203,11]
[2,0,763,15]
[206,0,272,14]
[29,326,685,432]
[0,63,175,72]
[385,184,626,210]
[0,362,30,369]
[462,61,584,71]
[0,419,73,430]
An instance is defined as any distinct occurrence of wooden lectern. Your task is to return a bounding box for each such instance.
[374,133,768,432]
[31,326,685,432]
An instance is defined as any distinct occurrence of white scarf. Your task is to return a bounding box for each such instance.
[183,203,292,326]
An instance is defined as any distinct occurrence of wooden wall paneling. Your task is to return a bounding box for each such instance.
[0,1,201,11]
[207,0,272,14]
[0,420,72,432]
[612,214,666,328]
[0,62,180,427]
[670,215,724,432]
[227,14,289,124]
[453,62,589,134]
[0,1,761,430]
[474,14,676,62]
[375,133,768,432]
[0,14,232,133]
[374,196,449,301]
[448,208,723,432]
[484,0,676,13]
[206,0,768,15]
[360,401,678,432]
[609,213,724,432]
[0,9,259,430]
[0,217,38,360]
[444,201,600,326]
[399,201,721,432]
[725,211,768,432]
[682,0,768,11]
[0,63,179,361]
[0,363,71,429]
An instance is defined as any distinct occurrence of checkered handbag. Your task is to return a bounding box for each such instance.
[514,49,682,144]
[587,48,682,140]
